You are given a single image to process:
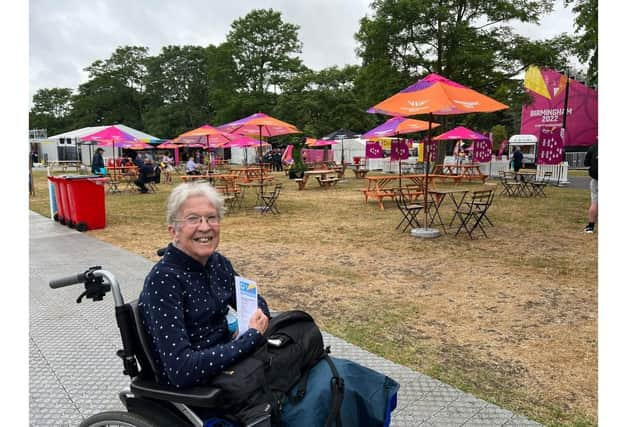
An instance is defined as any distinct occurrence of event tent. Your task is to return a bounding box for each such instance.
[41,124,161,165]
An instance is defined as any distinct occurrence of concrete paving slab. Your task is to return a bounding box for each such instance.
[29,211,542,426]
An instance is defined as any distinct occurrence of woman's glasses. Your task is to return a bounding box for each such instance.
[175,215,219,226]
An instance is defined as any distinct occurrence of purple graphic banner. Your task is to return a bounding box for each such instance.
[421,138,438,162]
[390,140,409,160]
[536,126,564,165]
[520,68,598,147]
[472,139,492,163]
[366,141,384,158]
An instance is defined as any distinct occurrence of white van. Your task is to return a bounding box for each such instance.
[508,134,537,166]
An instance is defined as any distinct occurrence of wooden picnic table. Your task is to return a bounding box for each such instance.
[430,164,488,184]
[228,166,272,183]
[361,174,436,209]
[49,160,83,172]
[293,169,338,190]
[105,166,138,193]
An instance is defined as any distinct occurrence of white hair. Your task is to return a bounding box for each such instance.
[166,183,227,225]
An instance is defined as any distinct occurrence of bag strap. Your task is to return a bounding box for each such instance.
[322,347,343,427]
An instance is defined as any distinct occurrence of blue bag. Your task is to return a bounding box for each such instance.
[280,357,399,427]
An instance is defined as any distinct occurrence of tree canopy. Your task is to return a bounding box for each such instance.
[30,3,595,143]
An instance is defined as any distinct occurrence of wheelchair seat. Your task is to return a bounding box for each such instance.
[122,299,223,407]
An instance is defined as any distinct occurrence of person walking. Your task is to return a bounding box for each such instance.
[583,143,598,233]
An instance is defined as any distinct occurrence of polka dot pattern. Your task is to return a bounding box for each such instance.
[138,244,269,388]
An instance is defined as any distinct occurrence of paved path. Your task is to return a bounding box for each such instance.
[29,211,541,426]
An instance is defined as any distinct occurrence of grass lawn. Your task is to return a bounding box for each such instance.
[29,168,597,427]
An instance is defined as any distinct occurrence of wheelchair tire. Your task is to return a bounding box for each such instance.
[78,411,158,427]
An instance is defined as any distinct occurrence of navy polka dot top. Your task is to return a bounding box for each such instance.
[138,244,270,388]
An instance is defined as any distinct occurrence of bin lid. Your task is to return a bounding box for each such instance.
[64,175,104,180]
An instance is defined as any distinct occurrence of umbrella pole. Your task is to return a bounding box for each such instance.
[424,117,432,227]
[397,133,402,188]
[259,125,264,202]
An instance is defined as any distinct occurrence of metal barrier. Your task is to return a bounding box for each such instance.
[565,152,586,168]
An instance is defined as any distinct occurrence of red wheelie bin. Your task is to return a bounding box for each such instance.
[64,175,109,231]
[47,176,73,226]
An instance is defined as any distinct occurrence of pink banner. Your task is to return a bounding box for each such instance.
[366,141,384,158]
[497,139,508,157]
[422,137,438,162]
[536,126,564,165]
[390,140,409,160]
[472,140,492,163]
[520,68,598,147]
[302,148,331,162]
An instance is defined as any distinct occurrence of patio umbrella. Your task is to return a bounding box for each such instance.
[305,137,338,147]
[81,125,139,163]
[368,73,508,237]
[434,126,489,173]
[157,141,179,149]
[433,125,489,142]
[218,112,301,198]
[174,125,239,173]
[118,141,154,150]
[323,128,357,167]
[362,116,440,185]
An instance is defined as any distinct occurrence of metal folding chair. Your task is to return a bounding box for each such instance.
[393,188,423,232]
[454,189,494,239]
[260,183,283,215]
[529,171,552,197]
[499,171,524,197]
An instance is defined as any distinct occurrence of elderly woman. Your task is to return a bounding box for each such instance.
[138,183,270,388]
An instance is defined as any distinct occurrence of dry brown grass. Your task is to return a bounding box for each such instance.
[30,169,597,426]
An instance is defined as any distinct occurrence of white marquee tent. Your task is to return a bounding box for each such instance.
[40,124,161,165]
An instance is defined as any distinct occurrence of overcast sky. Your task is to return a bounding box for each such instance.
[29,0,577,102]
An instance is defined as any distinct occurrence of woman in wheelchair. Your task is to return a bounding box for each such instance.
[139,182,270,388]
[50,182,400,426]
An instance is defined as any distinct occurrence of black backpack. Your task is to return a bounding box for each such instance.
[209,310,343,426]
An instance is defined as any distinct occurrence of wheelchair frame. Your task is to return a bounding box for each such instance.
[49,266,231,427]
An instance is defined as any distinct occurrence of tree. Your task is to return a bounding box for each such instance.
[276,65,377,138]
[71,46,150,129]
[29,88,74,134]
[226,9,304,101]
[354,0,574,160]
[565,0,597,87]
[144,45,211,136]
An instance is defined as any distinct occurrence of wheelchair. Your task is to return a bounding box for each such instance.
[49,265,244,427]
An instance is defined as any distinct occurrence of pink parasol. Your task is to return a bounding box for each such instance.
[433,126,489,141]
[81,125,139,161]
[218,112,301,197]
[305,137,338,147]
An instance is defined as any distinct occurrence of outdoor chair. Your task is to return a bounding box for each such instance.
[530,171,552,197]
[499,171,524,197]
[216,183,240,213]
[393,188,423,232]
[462,188,495,228]
[260,183,283,215]
[454,189,494,239]
[143,170,159,193]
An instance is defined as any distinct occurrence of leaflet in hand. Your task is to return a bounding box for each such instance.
[234,276,258,335]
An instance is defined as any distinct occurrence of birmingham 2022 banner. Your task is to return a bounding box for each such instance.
[520,68,598,147]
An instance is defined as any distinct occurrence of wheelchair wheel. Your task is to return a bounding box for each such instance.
[79,410,157,427]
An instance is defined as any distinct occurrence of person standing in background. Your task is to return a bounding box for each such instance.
[583,143,598,233]
[512,146,524,181]
[91,148,105,175]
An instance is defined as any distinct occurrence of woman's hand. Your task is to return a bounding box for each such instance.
[248,309,269,335]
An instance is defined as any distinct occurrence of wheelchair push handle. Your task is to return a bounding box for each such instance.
[49,273,86,289]
[49,266,125,307]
